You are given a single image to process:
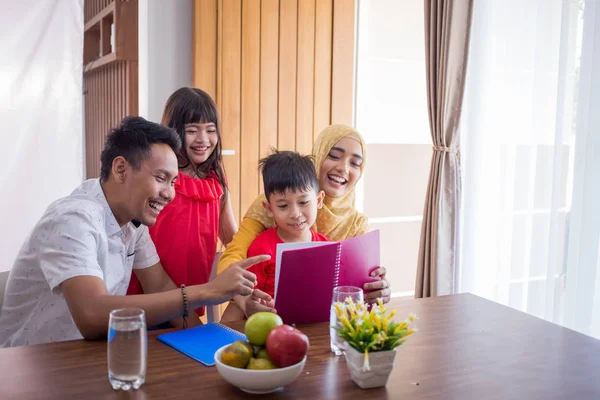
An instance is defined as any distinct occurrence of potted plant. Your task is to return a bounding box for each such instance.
[332,297,417,389]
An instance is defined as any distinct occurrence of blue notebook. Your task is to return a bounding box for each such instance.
[157,323,246,367]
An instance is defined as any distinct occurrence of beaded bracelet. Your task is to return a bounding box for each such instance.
[181,284,189,329]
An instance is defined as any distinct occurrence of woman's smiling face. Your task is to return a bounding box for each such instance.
[318,137,363,198]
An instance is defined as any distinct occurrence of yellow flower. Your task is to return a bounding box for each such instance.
[407,312,418,323]
[362,349,371,372]
[356,301,366,312]
[333,298,417,353]
[346,299,358,318]
[383,318,389,331]
[334,302,345,318]
[394,322,408,334]
[375,331,388,344]
[377,298,386,314]
[339,314,355,332]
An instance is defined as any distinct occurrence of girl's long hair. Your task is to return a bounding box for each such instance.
[161,87,228,209]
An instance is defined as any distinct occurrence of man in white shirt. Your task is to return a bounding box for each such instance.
[0,116,269,347]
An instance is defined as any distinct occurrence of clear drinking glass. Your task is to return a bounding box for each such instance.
[330,286,363,355]
[108,308,147,390]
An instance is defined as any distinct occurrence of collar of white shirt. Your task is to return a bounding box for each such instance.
[86,178,140,234]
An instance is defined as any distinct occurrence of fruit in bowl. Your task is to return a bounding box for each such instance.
[215,315,310,393]
[219,340,253,369]
[244,312,283,346]
[215,344,307,394]
[255,348,271,360]
[266,325,310,368]
[247,357,277,370]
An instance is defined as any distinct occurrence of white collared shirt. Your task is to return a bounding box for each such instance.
[0,179,159,347]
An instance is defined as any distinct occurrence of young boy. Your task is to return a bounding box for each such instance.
[246,150,330,298]
[220,150,329,322]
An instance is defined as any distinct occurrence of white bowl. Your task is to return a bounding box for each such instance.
[214,344,307,394]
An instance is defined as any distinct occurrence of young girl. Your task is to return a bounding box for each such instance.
[218,124,390,318]
[127,88,237,318]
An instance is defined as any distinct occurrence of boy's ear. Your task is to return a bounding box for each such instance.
[262,200,274,217]
[111,156,128,183]
[316,190,325,209]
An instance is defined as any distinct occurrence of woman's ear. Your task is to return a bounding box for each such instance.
[316,190,325,209]
[262,199,274,217]
[111,156,128,183]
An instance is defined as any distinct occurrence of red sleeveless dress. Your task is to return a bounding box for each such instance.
[127,172,223,317]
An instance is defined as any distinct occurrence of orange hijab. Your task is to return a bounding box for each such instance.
[245,125,368,241]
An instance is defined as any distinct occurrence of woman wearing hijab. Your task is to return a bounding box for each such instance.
[218,125,391,318]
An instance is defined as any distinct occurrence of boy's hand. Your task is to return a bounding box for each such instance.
[363,267,391,304]
[206,255,270,302]
[245,289,276,316]
[232,289,276,317]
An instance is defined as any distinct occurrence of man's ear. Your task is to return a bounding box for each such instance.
[111,156,128,184]
[262,199,274,218]
[316,190,325,209]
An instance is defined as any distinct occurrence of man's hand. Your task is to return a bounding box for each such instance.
[204,255,270,304]
[363,267,391,304]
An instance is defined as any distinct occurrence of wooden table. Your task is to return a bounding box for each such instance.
[1,293,600,399]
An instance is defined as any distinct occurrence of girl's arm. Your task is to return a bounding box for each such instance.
[216,193,272,275]
[219,192,238,246]
[216,217,266,275]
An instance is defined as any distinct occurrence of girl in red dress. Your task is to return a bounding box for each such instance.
[127,88,237,317]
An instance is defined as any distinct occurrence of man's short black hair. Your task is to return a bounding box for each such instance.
[259,149,319,200]
[99,116,182,181]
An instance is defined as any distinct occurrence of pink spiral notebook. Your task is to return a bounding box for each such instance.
[273,229,381,324]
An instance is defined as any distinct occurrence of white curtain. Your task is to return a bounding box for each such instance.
[460,0,600,338]
[0,1,84,272]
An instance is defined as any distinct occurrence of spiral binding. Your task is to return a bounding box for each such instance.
[215,322,246,339]
[333,243,342,287]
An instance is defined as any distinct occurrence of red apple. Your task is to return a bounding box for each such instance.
[265,324,309,368]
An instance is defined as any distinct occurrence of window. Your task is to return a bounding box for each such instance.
[354,0,431,297]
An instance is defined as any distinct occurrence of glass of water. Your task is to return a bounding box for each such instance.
[330,286,363,355]
[108,308,147,390]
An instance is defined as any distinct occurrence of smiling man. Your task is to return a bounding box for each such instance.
[0,116,268,348]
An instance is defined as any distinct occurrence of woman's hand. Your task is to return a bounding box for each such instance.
[363,267,391,304]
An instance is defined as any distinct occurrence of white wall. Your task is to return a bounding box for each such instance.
[139,0,193,123]
[0,1,84,272]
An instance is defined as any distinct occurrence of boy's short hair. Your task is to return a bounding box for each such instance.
[99,116,182,181]
[259,149,319,200]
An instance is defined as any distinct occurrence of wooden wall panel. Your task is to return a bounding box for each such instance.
[259,0,279,192]
[192,0,355,222]
[313,0,333,140]
[240,0,261,218]
[331,0,355,125]
[217,0,224,111]
[84,61,137,178]
[296,0,316,155]
[84,0,138,179]
[221,0,242,221]
[277,0,298,151]
[84,0,113,23]
[193,0,218,98]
